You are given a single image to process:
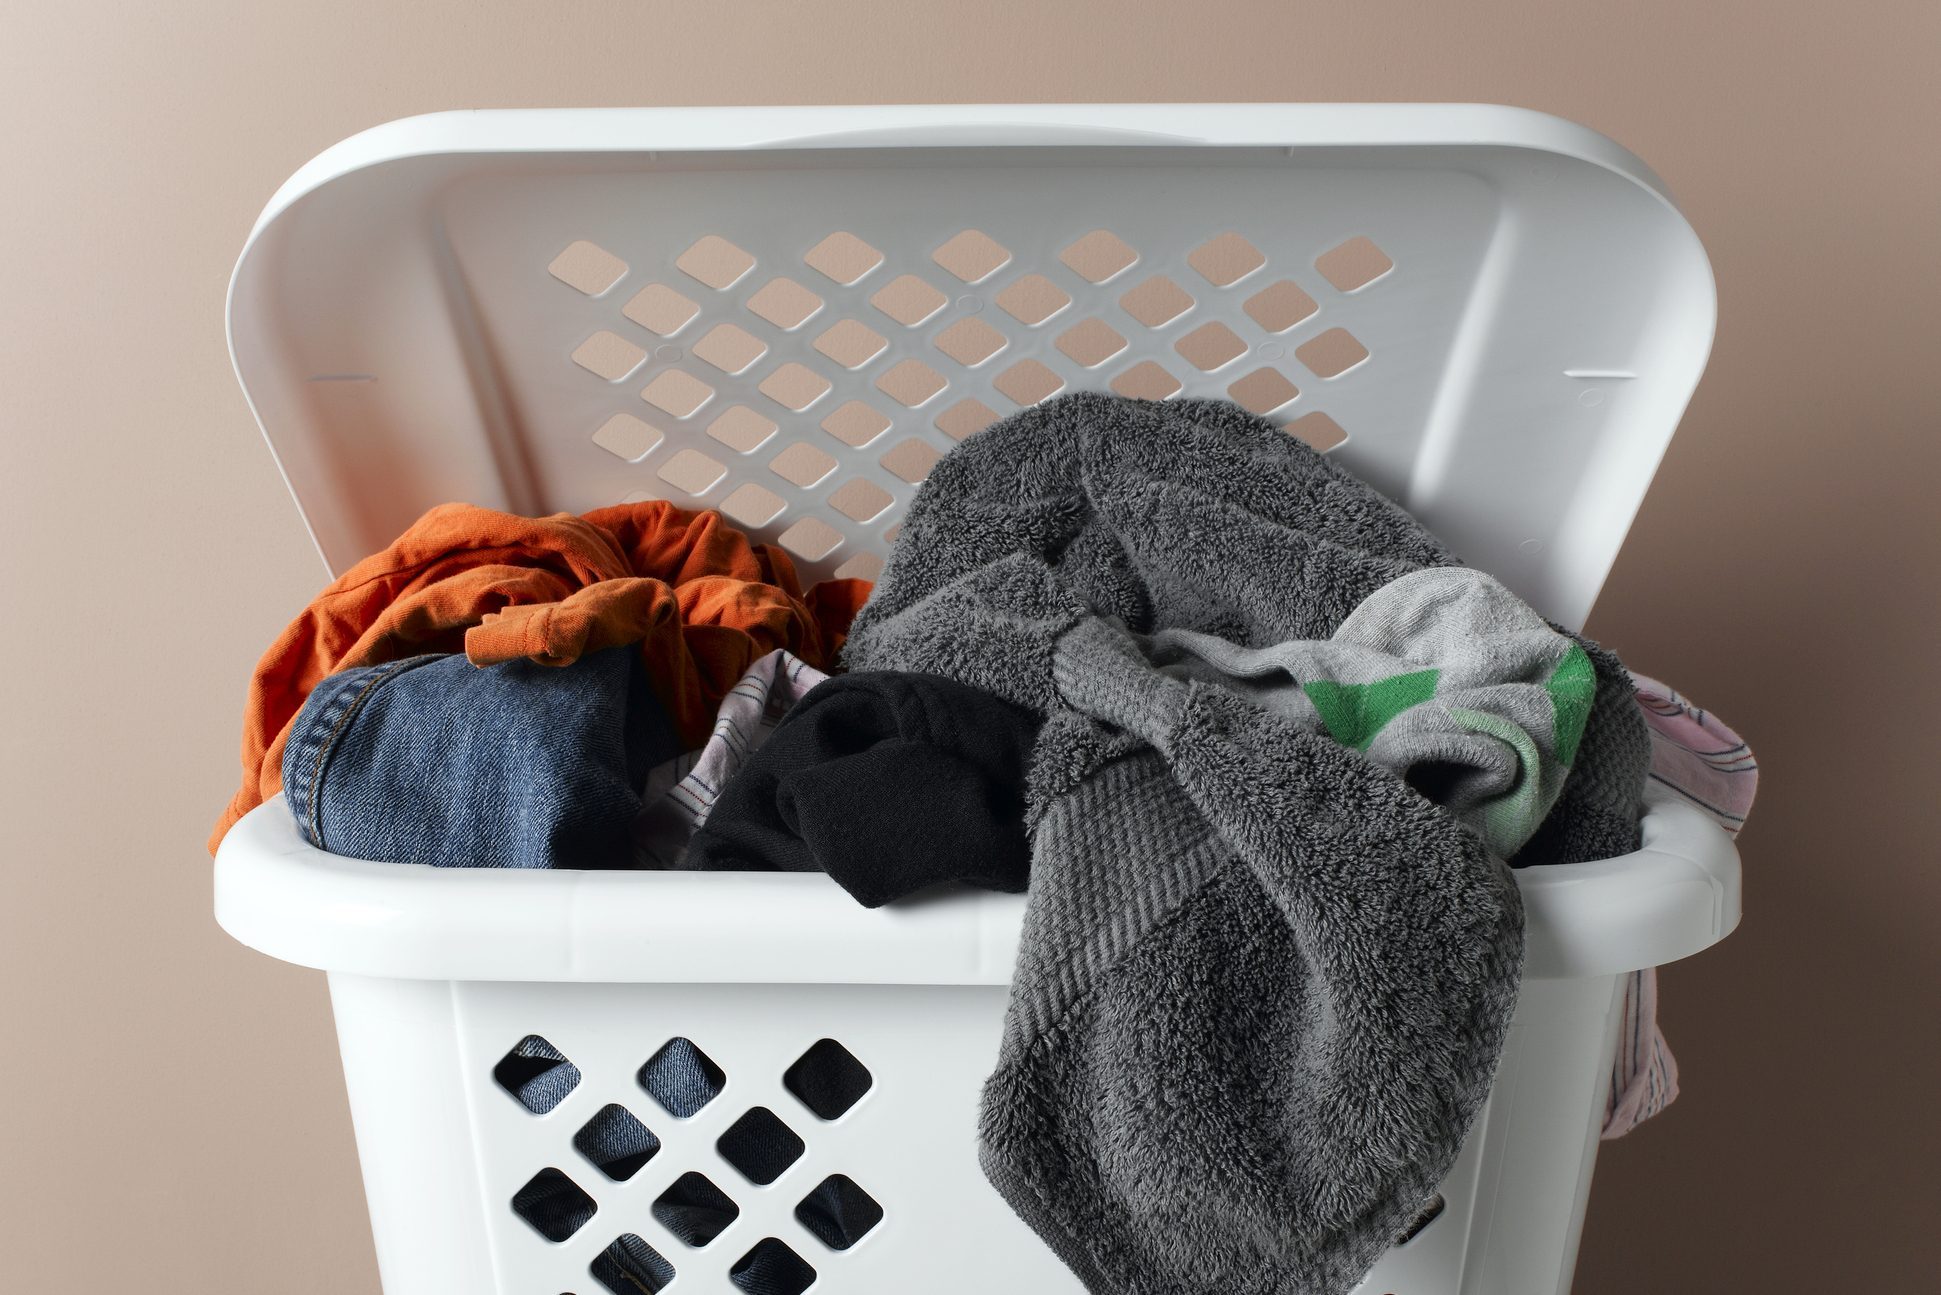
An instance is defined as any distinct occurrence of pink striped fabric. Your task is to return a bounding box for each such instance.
[1603,674,1756,1138]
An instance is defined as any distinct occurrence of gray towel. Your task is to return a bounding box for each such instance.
[844,393,1648,1295]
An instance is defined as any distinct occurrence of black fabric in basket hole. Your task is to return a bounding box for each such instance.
[651,1171,741,1247]
[511,1167,596,1242]
[638,1037,726,1117]
[783,1038,872,1120]
[730,1237,817,1295]
[495,1034,580,1114]
[575,1104,661,1182]
[717,1106,806,1185]
[590,1233,676,1294]
[1397,1191,1446,1244]
[795,1173,884,1250]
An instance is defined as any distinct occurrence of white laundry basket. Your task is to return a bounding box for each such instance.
[214,104,1741,1295]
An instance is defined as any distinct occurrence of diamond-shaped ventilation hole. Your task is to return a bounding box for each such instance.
[592,413,663,462]
[879,437,942,486]
[1295,327,1370,379]
[870,273,948,326]
[652,1171,741,1248]
[993,359,1064,407]
[1059,229,1138,283]
[573,331,648,382]
[1228,366,1301,416]
[821,400,891,448]
[803,230,884,284]
[931,229,1011,283]
[641,369,715,419]
[1315,234,1394,293]
[1056,318,1128,368]
[1175,321,1248,372]
[1243,280,1319,333]
[936,397,999,441]
[591,1234,676,1294]
[1397,1192,1446,1244]
[575,1104,661,1182]
[717,1106,807,1185]
[624,283,701,337]
[783,1039,873,1120]
[759,363,833,412]
[730,1238,817,1295]
[707,405,779,454]
[1285,410,1349,453]
[813,318,889,369]
[639,1038,726,1118]
[995,273,1071,326]
[1188,232,1266,287]
[1119,274,1195,328]
[770,442,838,488]
[692,323,768,375]
[828,478,895,524]
[513,1167,597,1242]
[496,1035,581,1114]
[876,359,948,408]
[549,240,627,296]
[777,517,844,562]
[747,278,825,330]
[656,448,728,496]
[834,552,885,581]
[795,1174,884,1251]
[1111,361,1182,402]
[933,317,1008,367]
[676,235,756,290]
[719,482,788,528]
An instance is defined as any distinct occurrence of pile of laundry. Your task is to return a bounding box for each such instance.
[212,394,1754,1295]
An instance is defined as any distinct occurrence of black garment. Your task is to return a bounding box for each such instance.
[684,672,1040,907]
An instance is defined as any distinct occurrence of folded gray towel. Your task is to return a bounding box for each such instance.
[844,393,1648,1295]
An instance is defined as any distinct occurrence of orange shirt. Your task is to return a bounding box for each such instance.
[211,500,868,852]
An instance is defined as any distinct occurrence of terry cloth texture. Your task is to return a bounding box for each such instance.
[280,646,682,870]
[1142,567,1595,858]
[633,649,830,867]
[843,392,1650,1295]
[1603,673,1759,1140]
[683,672,1041,908]
[214,500,868,851]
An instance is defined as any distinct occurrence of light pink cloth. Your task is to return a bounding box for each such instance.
[1604,674,1756,1138]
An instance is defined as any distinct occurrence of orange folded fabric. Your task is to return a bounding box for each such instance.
[212,501,869,852]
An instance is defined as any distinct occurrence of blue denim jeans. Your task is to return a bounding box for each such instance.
[281,647,681,869]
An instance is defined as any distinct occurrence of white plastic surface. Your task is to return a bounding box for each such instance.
[218,786,1738,984]
[327,972,1624,1295]
[227,103,1715,630]
[214,105,1739,1295]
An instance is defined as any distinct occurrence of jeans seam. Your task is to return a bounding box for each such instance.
[297,656,436,852]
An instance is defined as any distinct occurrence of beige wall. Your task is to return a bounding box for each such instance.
[2,2,1935,1290]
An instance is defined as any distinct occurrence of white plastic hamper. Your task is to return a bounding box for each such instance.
[213,104,1742,1295]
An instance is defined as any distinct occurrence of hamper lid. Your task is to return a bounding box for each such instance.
[227,104,1714,629]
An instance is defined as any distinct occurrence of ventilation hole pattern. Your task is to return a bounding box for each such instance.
[575,1104,661,1182]
[496,1035,580,1114]
[717,1106,807,1185]
[652,1171,741,1248]
[513,1167,598,1242]
[561,226,1384,579]
[795,1174,884,1251]
[783,1039,874,1120]
[1397,1192,1446,1245]
[638,1038,726,1118]
[591,1234,676,1294]
[731,1238,817,1295]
